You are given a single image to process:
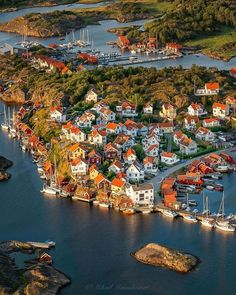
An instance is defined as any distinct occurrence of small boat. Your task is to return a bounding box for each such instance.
[41,185,58,195]
[37,167,44,174]
[215,221,235,232]
[93,200,99,205]
[183,215,198,223]
[162,209,178,218]
[141,209,152,214]
[214,165,228,173]
[99,202,110,208]
[188,200,197,206]
[215,185,224,192]
[123,208,135,215]
[206,185,214,190]
[40,174,46,180]
[215,192,235,232]
[201,219,215,228]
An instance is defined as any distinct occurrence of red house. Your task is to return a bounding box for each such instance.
[104,143,121,160]
[88,149,102,165]
[39,252,52,264]
[94,173,111,189]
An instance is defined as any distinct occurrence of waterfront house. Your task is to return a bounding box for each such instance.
[39,253,52,265]
[85,88,99,103]
[146,144,159,157]
[68,143,86,160]
[123,148,137,164]
[184,115,199,130]
[125,183,154,206]
[160,103,177,120]
[163,189,177,207]
[143,103,153,114]
[89,164,99,180]
[195,127,215,142]
[126,162,145,183]
[160,152,179,165]
[187,103,206,117]
[202,117,220,128]
[108,160,123,174]
[94,173,111,189]
[195,82,220,96]
[143,156,158,175]
[106,122,122,135]
[118,35,130,48]
[49,106,66,122]
[111,178,126,195]
[88,130,107,145]
[70,126,86,143]
[212,102,229,119]
[104,143,122,160]
[70,158,88,176]
[116,102,138,117]
[88,149,102,165]
[165,42,182,53]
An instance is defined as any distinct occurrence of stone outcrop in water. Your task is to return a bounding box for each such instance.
[132,243,199,273]
[0,156,13,181]
[0,241,70,295]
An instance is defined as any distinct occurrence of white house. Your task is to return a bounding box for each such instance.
[88,130,107,145]
[195,82,220,96]
[108,160,123,174]
[202,118,220,128]
[146,144,159,157]
[195,127,215,142]
[179,137,197,155]
[212,102,229,119]
[143,103,153,114]
[70,126,86,142]
[100,108,116,122]
[187,103,206,117]
[160,103,176,120]
[143,156,158,175]
[70,158,88,176]
[76,113,93,129]
[126,162,145,183]
[114,134,135,151]
[123,119,138,137]
[184,116,199,130]
[85,89,99,103]
[126,183,154,206]
[123,148,137,164]
[106,122,122,135]
[116,102,138,117]
[160,152,179,165]
[137,123,148,137]
[49,107,66,122]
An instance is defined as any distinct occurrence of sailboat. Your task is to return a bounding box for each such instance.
[201,195,215,228]
[183,194,198,222]
[9,108,17,138]
[1,104,9,130]
[215,192,235,232]
[40,163,58,195]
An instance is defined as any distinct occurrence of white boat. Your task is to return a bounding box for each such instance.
[122,208,135,215]
[93,200,99,205]
[21,145,27,151]
[206,185,214,190]
[37,167,44,174]
[99,202,110,208]
[1,105,9,130]
[201,194,215,228]
[215,192,235,232]
[40,185,58,195]
[141,209,152,214]
[214,165,228,173]
[162,209,178,218]
[183,215,198,223]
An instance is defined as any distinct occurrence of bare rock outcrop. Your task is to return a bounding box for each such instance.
[132,243,199,273]
[1,86,26,104]
[0,156,13,182]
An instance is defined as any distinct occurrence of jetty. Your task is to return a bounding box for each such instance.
[27,241,56,249]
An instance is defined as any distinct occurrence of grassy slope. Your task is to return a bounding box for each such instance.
[185,26,236,60]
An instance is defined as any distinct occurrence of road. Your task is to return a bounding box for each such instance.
[148,147,235,203]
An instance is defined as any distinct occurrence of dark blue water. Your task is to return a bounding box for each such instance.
[1,103,236,294]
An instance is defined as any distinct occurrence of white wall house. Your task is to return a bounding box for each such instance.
[70,158,88,175]
[212,102,229,119]
[187,103,206,117]
[126,183,154,206]
[202,118,220,128]
[85,89,99,103]
[50,107,66,122]
[160,152,179,165]
[195,127,215,142]
[126,163,144,183]
[143,103,153,114]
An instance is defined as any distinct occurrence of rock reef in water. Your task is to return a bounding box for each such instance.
[0,156,13,181]
[132,243,199,273]
[0,241,70,294]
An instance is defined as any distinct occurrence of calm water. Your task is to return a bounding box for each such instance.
[0,4,235,69]
[1,103,236,295]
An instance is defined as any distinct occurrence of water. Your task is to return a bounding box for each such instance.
[1,103,236,295]
[0,4,235,69]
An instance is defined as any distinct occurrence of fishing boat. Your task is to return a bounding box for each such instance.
[162,209,178,218]
[201,195,215,228]
[215,192,235,232]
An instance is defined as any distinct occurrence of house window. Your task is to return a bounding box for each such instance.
[139,194,144,201]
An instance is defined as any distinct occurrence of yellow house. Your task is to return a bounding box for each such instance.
[89,165,99,180]
[111,178,125,195]
[68,143,86,160]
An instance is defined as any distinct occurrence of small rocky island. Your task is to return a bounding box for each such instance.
[0,240,70,294]
[0,156,13,181]
[132,243,199,273]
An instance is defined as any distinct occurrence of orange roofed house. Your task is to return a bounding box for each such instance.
[195,82,220,96]
[118,35,130,49]
[160,152,179,165]
[213,102,229,119]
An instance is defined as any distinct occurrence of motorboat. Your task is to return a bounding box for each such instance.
[162,209,178,218]
[183,215,198,223]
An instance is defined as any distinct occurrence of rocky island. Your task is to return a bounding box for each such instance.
[132,243,199,273]
[0,156,13,181]
[0,240,70,294]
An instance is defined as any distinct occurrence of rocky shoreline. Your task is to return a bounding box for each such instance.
[132,243,199,273]
[0,156,13,181]
[0,240,70,295]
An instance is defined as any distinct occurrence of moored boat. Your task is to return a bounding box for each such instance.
[183,214,198,223]
[99,201,110,208]
[162,209,178,218]
[122,208,135,215]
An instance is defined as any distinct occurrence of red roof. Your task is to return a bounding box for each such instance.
[213,102,226,110]
[118,35,130,46]
[230,68,236,75]
[205,82,219,91]
[112,178,125,188]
